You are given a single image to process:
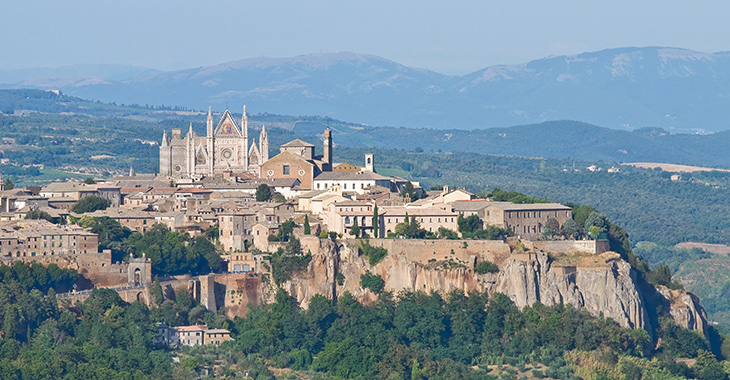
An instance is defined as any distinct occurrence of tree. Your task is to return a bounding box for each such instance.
[438,227,459,239]
[360,271,385,294]
[350,218,360,238]
[149,277,164,306]
[561,219,580,239]
[457,214,481,234]
[372,204,379,238]
[25,209,53,222]
[303,215,311,235]
[3,178,13,190]
[400,181,419,201]
[286,237,303,256]
[83,177,96,184]
[70,195,111,213]
[542,217,561,239]
[255,184,272,202]
[584,211,609,238]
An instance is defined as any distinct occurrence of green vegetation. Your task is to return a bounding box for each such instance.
[227,289,730,379]
[25,209,54,223]
[335,146,730,247]
[487,187,548,204]
[126,224,221,276]
[70,195,111,214]
[359,271,385,294]
[399,181,420,201]
[390,213,429,239]
[457,214,512,240]
[474,260,499,274]
[349,217,360,237]
[269,247,312,286]
[303,214,311,235]
[255,183,272,202]
[636,242,730,331]
[268,219,297,242]
[359,240,388,266]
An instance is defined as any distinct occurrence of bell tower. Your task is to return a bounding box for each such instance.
[323,127,332,171]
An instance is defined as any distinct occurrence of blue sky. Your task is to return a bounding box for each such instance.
[2,0,729,75]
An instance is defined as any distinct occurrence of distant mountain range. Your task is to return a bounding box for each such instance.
[4,47,730,132]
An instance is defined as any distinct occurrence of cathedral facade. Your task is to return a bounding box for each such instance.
[159,107,269,178]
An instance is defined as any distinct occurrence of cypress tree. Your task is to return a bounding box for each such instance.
[350,218,360,238]
[303,214,311,235]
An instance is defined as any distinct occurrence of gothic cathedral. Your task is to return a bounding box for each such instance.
[159,106,269,178]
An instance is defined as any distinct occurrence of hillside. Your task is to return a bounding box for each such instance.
[7,89,730,168]
[8,47,730,132]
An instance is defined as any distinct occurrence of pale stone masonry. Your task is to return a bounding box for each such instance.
[160,106,269,178]
[453,201,572,240]
[0,219,98,258]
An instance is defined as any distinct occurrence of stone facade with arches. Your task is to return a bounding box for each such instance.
[160,106,269,178]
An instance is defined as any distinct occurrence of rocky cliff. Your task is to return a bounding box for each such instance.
[269,237,707,336]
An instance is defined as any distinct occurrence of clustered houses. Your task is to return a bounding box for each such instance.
[0,219,98,258]
[0,105,576,271]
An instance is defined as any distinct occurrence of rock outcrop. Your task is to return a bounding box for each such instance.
[658,287,709,338]
[269,238,706,336]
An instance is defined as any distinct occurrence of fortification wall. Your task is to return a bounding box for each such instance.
[531,239,610,255]
[210,273,265,318]
[343,238,512,265]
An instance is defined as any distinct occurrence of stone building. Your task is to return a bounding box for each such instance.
[155,324,232,347]
[260,128,334,189]
[479,202,572,240]
[0,219,98,258]
[380,205,459,236]
[160,106,269,178]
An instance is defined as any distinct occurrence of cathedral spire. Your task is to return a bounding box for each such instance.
[161,130,169,147]
[206,106,214,137]
[242,105,248,139]
[187,122,194,138]
[260,124,269,163]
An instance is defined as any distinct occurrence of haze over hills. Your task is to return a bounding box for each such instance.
[6,89,730,168]
[5,47,730,132]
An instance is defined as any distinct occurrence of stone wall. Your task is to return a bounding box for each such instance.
[346,238,511,265]
[531,239,610,254]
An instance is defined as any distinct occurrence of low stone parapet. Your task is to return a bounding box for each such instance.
[532,239,609,255]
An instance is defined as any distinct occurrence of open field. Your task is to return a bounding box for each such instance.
[676,242,730,256]
[623,162,730,173]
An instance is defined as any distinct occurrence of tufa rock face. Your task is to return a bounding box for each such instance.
[273,238,706,335]
[496,252,648,330]
[658,287,709,338]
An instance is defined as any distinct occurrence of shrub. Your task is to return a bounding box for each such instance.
[475,260,499,274]
[359,240,388,266]
[360,271,385,294]
[70,195,111,213]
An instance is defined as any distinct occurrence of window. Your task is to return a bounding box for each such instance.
[283,165,290,175]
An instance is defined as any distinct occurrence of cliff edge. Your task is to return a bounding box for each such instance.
[272,237,707,336]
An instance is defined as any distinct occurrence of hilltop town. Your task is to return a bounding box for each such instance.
[0,107,709,348]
